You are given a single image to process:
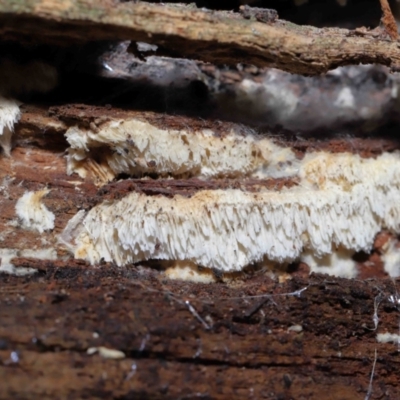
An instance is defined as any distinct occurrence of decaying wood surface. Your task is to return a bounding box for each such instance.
[2,0,400,74]
[2,263,400,400]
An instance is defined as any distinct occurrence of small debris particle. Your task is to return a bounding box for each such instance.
[4,351,20,365]
[376,332,400,344]
[125,362,137,381]
[239,5,278,24]
[87,346,126,359]
[283,374,292,389]
[10,351,19,363]
[288,324,303,333]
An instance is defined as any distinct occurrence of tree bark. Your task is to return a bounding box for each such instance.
[2,0,400,74]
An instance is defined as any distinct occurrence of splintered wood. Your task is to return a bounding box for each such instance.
[380,0,399,40]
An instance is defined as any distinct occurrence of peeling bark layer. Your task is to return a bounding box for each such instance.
[2,1,400,74]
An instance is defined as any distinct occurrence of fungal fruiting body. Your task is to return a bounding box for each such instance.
[61,113,400,278]
[65,118,298,185]
[0,96,20,156]
[15,190,55,233]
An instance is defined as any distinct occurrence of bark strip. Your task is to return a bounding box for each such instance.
[1,0,400,74]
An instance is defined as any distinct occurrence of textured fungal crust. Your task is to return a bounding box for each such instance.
[63,149,400,274]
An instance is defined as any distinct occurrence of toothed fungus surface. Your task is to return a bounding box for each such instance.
[63,151,400,273]
[15,190,55,233]
[0,96,20,156]
[65,118,299,184]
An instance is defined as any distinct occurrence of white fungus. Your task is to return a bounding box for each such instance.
[65,118,300,184]
[301,248,358,279]
[0,96,20,156]
[381,239,400,277]
[15,190,55,233]
[87,346,126,359]
[0,248,57,275]
[164,261,216,283]
[376,332,400,344]
[62,151,400,273]
[288,324,303,333]
[62,116,400,277]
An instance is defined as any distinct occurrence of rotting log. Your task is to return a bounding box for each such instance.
[3,0,400,74]
[2,1,400,399]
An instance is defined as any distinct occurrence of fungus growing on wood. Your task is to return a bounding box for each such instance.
[0,248,56,275]
[0,96,20,156]
[4,0,400,397]
[381,238,400,277]
[65,117,298,184]
[63,150,400,276]
[15,190,55,233]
